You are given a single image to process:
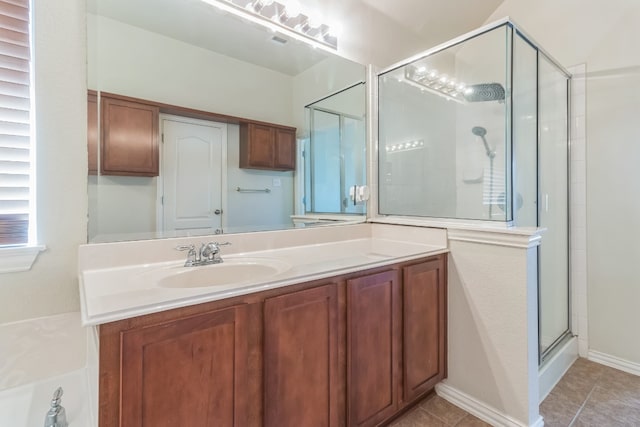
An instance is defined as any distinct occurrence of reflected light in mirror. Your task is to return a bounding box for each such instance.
[200,0,338,50]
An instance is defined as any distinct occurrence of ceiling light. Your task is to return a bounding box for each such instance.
[201,0,337,50]
[403,65,468,103]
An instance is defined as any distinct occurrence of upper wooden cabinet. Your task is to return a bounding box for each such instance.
[239,122,296,171]
[101,95,159,177]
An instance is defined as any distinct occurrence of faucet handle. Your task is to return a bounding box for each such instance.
[51,387,63,407]
[201,241,231,262]
[45,387,68,427]
[176,244,198,266]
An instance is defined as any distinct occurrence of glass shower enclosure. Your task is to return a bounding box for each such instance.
[377,19,570,363]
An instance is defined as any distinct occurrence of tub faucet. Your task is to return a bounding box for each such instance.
[44,387,68,427]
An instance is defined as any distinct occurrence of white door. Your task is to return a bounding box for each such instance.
[161,115,227,233]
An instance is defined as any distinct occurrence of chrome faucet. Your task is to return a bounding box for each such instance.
[176,242,231,266]
[44,387,68,427]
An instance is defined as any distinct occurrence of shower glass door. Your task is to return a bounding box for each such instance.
[538,57,570,360]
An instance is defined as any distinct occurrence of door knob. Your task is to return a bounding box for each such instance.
[214,209,222,215]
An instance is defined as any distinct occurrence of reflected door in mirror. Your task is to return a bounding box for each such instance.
[161,116,227,233]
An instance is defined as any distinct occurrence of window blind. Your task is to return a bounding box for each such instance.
[0,0,30,245]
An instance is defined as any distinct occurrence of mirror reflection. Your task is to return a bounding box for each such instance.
[303,83,366,216]
[86,0,366,243]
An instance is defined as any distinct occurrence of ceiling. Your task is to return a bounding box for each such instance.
[87,0,333,76]
[87,0,506,74]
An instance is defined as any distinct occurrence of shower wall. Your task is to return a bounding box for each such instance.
[454,28,509,220]
[378,25,510,221]
[378,76,457,217]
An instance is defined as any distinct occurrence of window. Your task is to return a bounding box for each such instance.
[0,0,42,272]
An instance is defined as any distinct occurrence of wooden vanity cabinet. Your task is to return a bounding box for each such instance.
[99,304,252,427]
[98,254,447,427]
[239,122,296,171]
[101,95,159,176]
[347,270,401,427]
[263,283,341,427]
[402,257,447,404]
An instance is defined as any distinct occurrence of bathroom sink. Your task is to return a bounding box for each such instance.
[156,258,291,289]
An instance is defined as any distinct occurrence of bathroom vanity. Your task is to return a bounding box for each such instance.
[79,224,448,427]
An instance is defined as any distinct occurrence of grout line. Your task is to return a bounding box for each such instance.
[568,385,598,427]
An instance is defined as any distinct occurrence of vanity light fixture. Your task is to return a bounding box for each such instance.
[201,0,338,50]
[404,64,472,104]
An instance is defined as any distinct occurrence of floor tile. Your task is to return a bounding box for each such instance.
[391,358,640,427]
[539,389,582,427]
[389,407,447,427]
[548,364,599,407]
[419,395,468,425]
[454,414,491,426]
[572,385,640,426]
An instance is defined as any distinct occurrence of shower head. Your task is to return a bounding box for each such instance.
[471,126,487,137]
[471,126,495,158]
[463,83,505,102]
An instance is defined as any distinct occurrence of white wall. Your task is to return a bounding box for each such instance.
[487,0,640,368]
[444,232,541,426]
[88,14,294,125]
[225,124,295,231]
[0,0,87,323]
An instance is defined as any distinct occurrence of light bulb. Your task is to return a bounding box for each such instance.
[307,15,322,29]
[284,1,301,18]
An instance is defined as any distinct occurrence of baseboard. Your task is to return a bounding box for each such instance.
[435,382,544,427]
[588,350,640,377]
[539,336,578,402]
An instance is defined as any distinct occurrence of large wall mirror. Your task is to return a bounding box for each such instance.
[86,0,366,243]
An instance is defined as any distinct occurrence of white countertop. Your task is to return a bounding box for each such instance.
[79,237,447,326]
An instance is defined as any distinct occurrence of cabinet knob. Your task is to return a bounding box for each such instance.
[214,209,222,215]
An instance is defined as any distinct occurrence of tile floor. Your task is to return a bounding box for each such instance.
[390,358,640,426]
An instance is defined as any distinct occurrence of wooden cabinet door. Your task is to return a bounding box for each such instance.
[274,128,296,170]
[264,283,340,427]
[240,122,275,169]
[101,96,159,176]
[347,270,400,427]
[402,257,447,404]
[120,305,248,427]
